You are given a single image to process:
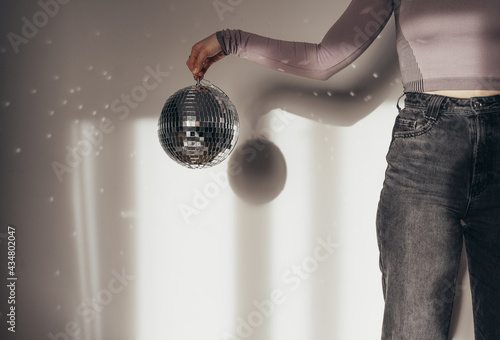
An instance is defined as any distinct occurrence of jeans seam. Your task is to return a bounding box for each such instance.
[459,117,477,222]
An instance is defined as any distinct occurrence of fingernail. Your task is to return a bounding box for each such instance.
[193,68,198,74]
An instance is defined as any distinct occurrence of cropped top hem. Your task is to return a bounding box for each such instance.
[404,77,500,93]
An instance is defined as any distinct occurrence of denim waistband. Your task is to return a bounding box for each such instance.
[398,92,500,115]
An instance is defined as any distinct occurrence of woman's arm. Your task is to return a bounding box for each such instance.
[188,0,393,81]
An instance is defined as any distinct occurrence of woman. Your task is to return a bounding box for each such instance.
[186,0,500,338]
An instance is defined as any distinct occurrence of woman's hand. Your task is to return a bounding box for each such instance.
[186,33,226,80]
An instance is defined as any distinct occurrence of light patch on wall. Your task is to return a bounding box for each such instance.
[72,121,103,340]
[135,119,235,339]
[268,114,316,340]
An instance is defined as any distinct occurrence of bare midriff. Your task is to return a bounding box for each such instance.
[424,90,500,98]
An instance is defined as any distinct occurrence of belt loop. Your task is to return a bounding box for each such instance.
[425,95,445,120]
[396,93,406,113]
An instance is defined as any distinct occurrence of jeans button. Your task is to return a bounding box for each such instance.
[474,101,482,109]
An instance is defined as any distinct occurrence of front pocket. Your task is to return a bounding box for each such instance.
[394,117,415,133]
[392,107,438,138]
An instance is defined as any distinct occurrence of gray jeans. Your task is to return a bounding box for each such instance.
[376,92,500,339]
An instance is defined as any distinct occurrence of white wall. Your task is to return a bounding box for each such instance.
[0,0,473,339]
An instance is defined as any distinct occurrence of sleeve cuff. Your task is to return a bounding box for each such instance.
[216,30,229,56]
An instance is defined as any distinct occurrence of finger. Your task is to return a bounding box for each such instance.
[193,49,210,76]
[187,40,206,72]
[193,68,204,80]
[186,56,192,73]
[187,45,200,73]
[186,56,201,78]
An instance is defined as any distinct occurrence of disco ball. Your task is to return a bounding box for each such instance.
[158,80,240,169]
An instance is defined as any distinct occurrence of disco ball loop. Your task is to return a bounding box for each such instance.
[158,79,240,169]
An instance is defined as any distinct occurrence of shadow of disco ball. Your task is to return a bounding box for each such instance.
[228,137,287,205]
[158,80,240,169]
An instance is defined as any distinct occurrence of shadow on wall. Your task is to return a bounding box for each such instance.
[248,45,401,128]
[226,18,401,205]
[228,137,287,205]
[231,16,402,131]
